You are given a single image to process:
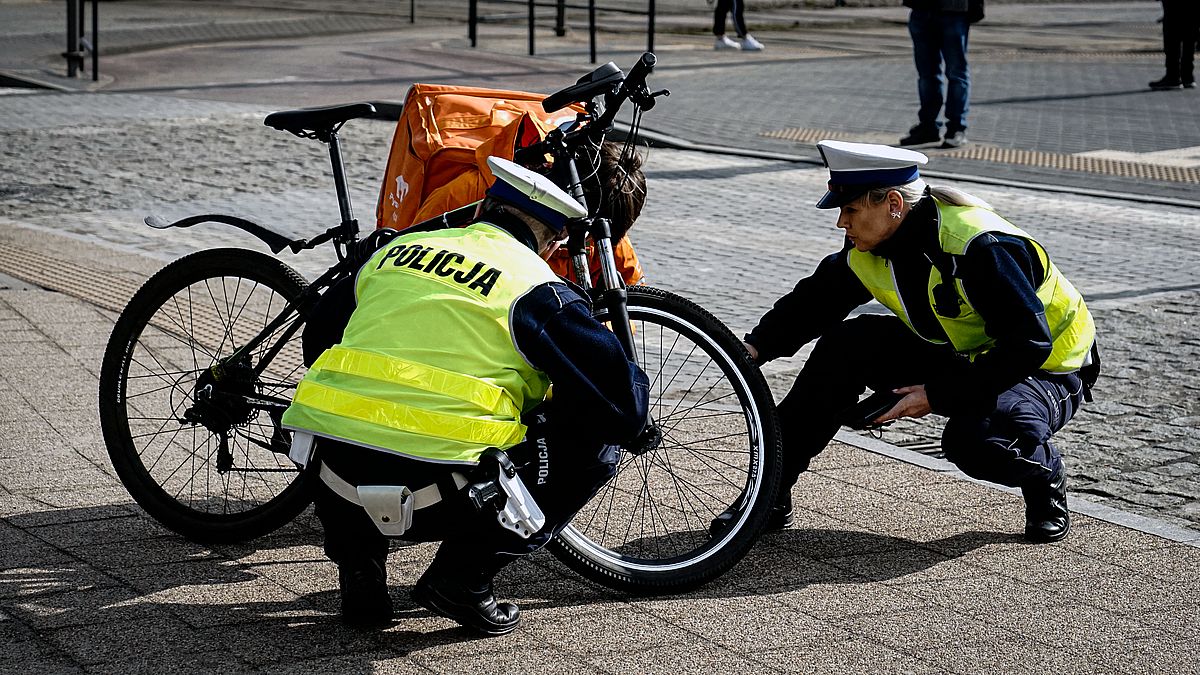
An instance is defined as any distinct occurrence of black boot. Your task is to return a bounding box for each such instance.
[412,568,520,636]
[338,558,393,627]
[709,492,793,537]
[1022,467,1070,543]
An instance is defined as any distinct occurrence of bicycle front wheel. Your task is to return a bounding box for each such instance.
[550,286,782,593]
[99,248,314,544]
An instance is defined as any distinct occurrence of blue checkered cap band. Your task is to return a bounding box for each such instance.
[827,165,921,187]
[487,179,570,231]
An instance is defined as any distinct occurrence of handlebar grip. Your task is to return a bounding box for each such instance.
[623,52,657,91]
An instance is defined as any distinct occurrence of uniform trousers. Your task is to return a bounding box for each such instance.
[313,405,619,577]
[776,315,1084,492]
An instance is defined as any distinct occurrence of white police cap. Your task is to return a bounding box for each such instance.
[485,156,587,230]
[815,140,929,209]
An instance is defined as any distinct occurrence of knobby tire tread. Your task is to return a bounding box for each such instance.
[549,286,782,594]
[99,248,314,544]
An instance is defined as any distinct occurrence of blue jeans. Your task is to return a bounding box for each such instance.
[908,9,971,134]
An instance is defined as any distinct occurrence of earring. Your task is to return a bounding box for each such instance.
[890,211,901,219]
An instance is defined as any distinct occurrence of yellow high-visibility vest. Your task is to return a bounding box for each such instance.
[847,199,1094,372]
[282,222,559,464]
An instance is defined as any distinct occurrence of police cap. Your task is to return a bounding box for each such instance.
[485,156,587,231]
[815,140,928,209]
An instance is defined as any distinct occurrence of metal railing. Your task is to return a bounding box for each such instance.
[467,0,656,64]
[64,0,98,81]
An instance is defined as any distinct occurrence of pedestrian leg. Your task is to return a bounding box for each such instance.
[940,13,971,136]
[908,9,946,135]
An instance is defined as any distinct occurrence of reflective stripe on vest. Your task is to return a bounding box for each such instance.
[291,381,526,448]
[847,199,1095,372]
[311,346,521,420]
[281,222,558,464]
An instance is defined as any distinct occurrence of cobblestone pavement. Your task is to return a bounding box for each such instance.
[1,91,1198,535]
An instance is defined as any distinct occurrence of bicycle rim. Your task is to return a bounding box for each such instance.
[554,288,776,590]
[104,250,310,533]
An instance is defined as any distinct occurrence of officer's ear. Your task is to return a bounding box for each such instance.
[886,189,905,214]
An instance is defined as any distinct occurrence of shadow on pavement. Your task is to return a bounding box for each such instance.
[1,503,1023,663]
[974,88,1153,106]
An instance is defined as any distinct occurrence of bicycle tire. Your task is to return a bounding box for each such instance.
[99,248,314,544]
[550,286,782,593]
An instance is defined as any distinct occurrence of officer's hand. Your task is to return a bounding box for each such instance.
[875,385,931,424]
[742,341,759,364]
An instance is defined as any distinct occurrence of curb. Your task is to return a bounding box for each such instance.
[834,430,1200,548]
[619,124,1200,212]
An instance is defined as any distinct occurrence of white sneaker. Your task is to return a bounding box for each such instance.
[739,34,765,51]
[714,35,741,50]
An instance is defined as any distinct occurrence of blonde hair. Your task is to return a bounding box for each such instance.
[862,179,993,210]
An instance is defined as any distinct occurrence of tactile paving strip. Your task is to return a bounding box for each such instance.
[0,243,140,312]
[760,128,1200,183]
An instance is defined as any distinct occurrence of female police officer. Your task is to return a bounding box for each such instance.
[730,140,1096,543]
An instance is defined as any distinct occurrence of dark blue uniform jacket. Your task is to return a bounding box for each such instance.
[745,196,1054,418]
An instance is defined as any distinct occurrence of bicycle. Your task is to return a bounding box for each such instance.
[98,53,782,594]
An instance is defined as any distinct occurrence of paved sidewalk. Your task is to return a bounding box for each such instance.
[1,262,1197,672]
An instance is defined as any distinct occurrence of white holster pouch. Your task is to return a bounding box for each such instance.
[495,466,545,539]
[356,484,415,537]
[288,431,465,537]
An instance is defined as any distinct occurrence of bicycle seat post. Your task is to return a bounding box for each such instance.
[326,132,356,230]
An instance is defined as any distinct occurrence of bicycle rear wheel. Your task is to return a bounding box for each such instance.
[550,286,782,593]
[99,248,314,544]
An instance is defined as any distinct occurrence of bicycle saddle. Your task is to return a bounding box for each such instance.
[264,102,377,136]
[543,62,624,113]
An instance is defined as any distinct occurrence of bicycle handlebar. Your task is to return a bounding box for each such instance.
[513,52,660,167]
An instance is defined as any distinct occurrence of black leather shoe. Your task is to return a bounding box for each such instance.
[709,495,793,537]
[899,125,941,146]
[413,570,520,636]
[1022,468,1070,543]
[338,558,393,627]
[1149,76,1183,90]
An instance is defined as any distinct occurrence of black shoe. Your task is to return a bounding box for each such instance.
[1149,76,1183,90]
[412,570,520,636]
[1022,468,1070,543]
[899,125,941,146]
[338,558,393,627]
[709,495,793,537]
[1184,80,1197,89]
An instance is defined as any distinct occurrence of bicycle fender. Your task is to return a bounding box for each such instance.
[145,214,296,254]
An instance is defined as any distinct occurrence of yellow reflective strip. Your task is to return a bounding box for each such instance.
[294,380,526,448]
[312,347,519,419]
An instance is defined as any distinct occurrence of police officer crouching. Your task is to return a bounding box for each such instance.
[722,141,1099,543]
[283,157,649,634]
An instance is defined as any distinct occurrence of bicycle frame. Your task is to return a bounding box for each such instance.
[147,55,660,427]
